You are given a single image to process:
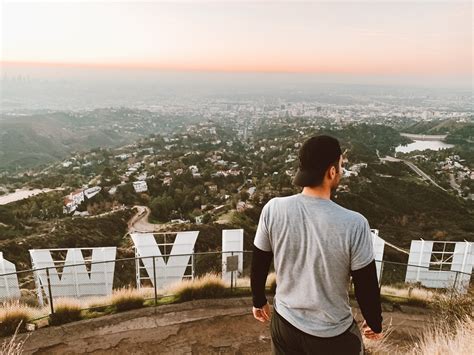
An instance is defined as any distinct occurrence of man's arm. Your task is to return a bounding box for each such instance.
[250,245,273,308]
[251,201,273,322]
[350,260,383,334]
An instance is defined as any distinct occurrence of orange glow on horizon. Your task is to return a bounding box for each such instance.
[3,2,471,85]
[2,59,470,76]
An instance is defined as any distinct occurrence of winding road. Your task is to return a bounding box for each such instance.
[380,156,447,192]
[128,205,162,233]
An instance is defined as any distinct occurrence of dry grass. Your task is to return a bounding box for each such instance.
[60,288,154,312]
[431,291,473,326]
[80,295,111,312]
[227,272,276,291]
[364,336,395,355]
[363,290,473,355]
[165,273,227,302]
[235,276,250,288]
[0,301,39,337]
[381,285,435,304]
[363,319,395,355]
[108,288,145,312]
[409,317,473,355]
[49,298,83,326]
[0,323,28,355]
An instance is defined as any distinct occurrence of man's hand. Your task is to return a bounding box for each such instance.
[362,321,383,340]
[252,303,271,322]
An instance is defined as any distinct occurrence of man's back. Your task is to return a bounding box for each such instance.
[254,193,374,337]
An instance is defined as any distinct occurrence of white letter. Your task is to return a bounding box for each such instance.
[222,229,244,283]
[131,231,199,289]
[0,252,21,301]
[30,247,116,305]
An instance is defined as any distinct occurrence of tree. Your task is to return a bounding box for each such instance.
[240,191,250,202]
[150,195,175,222]
[102,167,113,179]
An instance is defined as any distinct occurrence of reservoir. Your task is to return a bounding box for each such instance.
[395,140,455,154]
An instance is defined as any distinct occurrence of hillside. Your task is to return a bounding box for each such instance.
[0,209,134,269]
[400,119,472,135]
[335,162,474,254]
[445,123,474,144]
[0,109,184,171]
[0,120,472,269]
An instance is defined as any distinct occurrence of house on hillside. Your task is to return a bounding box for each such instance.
[212,204,230,215]
[84,186,102,199]
[133,181,148,193]
[189,165,199,174]
[236,201,253,212]
[63,189,85,214]
[70,189,85,205]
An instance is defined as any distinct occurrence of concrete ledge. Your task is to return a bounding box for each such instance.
[19,297,272,354]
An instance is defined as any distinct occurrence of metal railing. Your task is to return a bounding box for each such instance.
[1,251,472,316]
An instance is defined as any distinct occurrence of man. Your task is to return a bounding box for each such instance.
[250,135,383,355]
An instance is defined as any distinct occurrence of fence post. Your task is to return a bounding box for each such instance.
[231,251,234,293]
[378,261,384,288]
[152,256,158,306]
[46,267,54,315]
[451,271,459,299]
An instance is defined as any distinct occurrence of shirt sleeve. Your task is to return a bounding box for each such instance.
[350,217,374,271]
[251,245,273,308]
[253,202,272,252]
[351,260,383,333]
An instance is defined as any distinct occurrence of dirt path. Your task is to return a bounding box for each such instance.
[128,206,162,233]
[16,297,433,354]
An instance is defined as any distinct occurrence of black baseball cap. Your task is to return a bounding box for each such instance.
[293,135,342,187]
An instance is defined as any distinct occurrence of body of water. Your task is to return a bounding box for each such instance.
[395,140,455,154]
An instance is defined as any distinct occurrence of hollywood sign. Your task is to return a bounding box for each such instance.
[0,229,245,304]
[0,230,472,303]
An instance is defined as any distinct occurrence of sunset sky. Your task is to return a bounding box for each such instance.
[1,1,472,86]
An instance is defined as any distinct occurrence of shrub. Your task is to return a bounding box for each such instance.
[0,302,33,337]
[109,288,145,312]
[167,274,227,302]
[49,298,83,326]
[431,291,474,326]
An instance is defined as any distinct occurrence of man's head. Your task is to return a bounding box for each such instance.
[293,135,343,190]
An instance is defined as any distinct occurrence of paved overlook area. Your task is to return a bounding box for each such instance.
[17,297,432,354]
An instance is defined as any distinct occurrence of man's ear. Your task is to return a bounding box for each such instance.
[327,165,336,179]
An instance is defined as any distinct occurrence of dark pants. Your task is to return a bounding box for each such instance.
[270,310,363,355]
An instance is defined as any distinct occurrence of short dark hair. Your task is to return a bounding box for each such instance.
[293,135,342,187]
[307,157,341,187]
